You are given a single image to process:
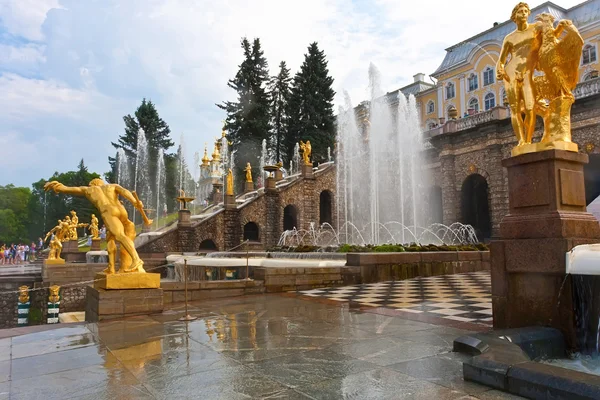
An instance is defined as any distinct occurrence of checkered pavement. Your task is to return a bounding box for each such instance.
[299,271,492,326]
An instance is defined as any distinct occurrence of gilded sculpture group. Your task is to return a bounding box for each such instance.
[44,210,99,263]
[498,2,584,155]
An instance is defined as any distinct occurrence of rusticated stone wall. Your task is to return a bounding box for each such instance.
[137,164,337,255]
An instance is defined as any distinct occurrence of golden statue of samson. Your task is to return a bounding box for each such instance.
[497,2,584,156]
[44,178,146,274]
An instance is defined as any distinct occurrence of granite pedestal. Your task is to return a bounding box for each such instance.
[85,285,163,322]
[62,240,86,263]
[178,209,191,227]
[90,239,101,251]
[244,181,254,193]
[301,164,314,178]
[224,194,236,209]
[491,149,600,349]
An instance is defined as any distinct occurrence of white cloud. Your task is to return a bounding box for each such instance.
[0,0,62,41]
[0,0,587,186]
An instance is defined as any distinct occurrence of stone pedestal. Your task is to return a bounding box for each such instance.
[212,182,223,204]
[91,239,101,251]
[265,177,276,191]
[275,169,283,181]
[62,240,86,263]
[224,194,236,209]
[94,272,161,290]
[491,150,600,349]
[178,209,191,227]
[85,286,163,322]
[301,164,314,178]
[244,181,254,193]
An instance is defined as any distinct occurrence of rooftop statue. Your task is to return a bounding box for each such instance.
[497,2,584,156]
[44,178,147,274]
[299,140,312,165]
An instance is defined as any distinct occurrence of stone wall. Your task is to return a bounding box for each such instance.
[429,94,600,238]
[137,164,337,255]
[347,251,490,284]
[161,280,264,304]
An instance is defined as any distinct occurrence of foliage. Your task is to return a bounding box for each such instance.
[0,184,32,244]
[373,244,406,252]
[108,98,175,211]
[29,160,101,243]
[218,37,271,189]
[269,61,292,164]
[286,42,336,164]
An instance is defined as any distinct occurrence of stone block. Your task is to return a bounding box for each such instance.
[94,272,161,290]
[85,286,163,322]
[421,252,458,262]
[457,251,481,261]
[504,238,569,274]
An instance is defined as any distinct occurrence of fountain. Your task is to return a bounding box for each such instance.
[155,149,166,229]
[116,148,130,187]
[336,64,433,245]
[259,139,268,188]
[133,129,152,226]
[292,143,300,174]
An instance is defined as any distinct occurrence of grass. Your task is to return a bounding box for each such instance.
[134,212,179,234]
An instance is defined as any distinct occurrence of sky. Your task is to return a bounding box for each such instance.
[0,0,584,187]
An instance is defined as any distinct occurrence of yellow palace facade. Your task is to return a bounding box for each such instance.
[410,0,600,130]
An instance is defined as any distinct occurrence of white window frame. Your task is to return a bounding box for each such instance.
[582,43,598,66]
[446,82,455,100]
[468,97,479,112]
[467,73,478,92]
[426,100,435,115]
[484,92,496,110]
[483,66,495,86]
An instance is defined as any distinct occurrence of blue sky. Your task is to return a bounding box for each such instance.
[0,0,583,187]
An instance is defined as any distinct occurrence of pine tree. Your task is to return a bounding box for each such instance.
[217,37,271,188]
[269,61,292,164]
[108,99,174,187]
[287,42,336,164]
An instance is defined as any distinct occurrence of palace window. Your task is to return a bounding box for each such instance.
[484,92,496,110]
[483,67,495,86]
[468,73,478,91]
[446,83,455,99]
[468,97,479,112]
[426,100,435,114]
[583,45,597,65]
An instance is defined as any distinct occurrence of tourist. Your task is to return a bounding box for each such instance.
[24,244,29,262]
[38,237,43,252]
[100,225,106,240]
[0,244,4,265]
[30,242,36,262]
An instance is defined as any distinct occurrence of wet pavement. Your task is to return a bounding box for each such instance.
[0,294,525,399]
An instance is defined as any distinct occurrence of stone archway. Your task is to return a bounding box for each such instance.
[319,191,333,225]
[283,205,298,231]
[243,222,260,242]
[584,153,600,205]
[199,239,217,251]
[461,174,491,241]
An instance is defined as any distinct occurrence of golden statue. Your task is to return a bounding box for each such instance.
[44,218,71,262]
[44,178,147,274]
[498,3,584,156]
[89,214,99,240]
[68,211,88,240]
[48,285,60,304]
[226,168,234,196]
[244,163,252,183]
[299,140,312,165]
[18,286,29,304]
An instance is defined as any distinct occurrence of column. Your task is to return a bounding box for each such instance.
[440,154,458,225]
[459,75,466,115]
[437,84,444,119]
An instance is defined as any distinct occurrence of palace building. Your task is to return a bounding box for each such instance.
[357,0,600,240]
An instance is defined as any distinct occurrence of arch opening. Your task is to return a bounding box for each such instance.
[243,222,260,242]
[199,239,217,251]
[461,174,491,240]
[283,205,298,231]
[319,191,333,225]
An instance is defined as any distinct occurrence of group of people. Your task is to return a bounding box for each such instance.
[0,240,42,264]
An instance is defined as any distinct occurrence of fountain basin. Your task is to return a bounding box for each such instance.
[86,250,108,264]
[566,244,600,275]
[455,327,600,399]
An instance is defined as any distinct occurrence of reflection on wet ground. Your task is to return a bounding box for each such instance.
[0,294,524,399]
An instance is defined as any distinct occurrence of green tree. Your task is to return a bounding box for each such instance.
[29,161,101,241]
[0,185,32,243]
[269,61,292,164]
[218,37,271,189]
[287,42,336,164]
[108,99,174,197]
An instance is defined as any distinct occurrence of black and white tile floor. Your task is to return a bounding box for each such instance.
[299,271,493,326]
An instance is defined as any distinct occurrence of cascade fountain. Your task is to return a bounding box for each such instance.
[193,151,200,213]
[292,143,300,174]
[336,64,433,245]
[259,139,268,187]
[133,129,151,225]
[116,148,130,187]
[155,149,166,229]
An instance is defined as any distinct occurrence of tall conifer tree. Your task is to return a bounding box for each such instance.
[217,38,271,188]
[269,61,292,164]
[287,42,336,164]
